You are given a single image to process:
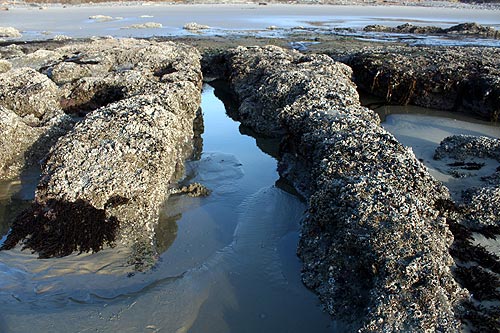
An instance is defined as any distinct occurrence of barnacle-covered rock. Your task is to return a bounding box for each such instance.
[435,135,500,229]
[434,135,500,162]
[333,46,500,121]
[220,45,467,332]
[1,39,203,270]
[363,22,499,39]
[0,67,62,122]
[0,59,11,73]
[0,68,72,181]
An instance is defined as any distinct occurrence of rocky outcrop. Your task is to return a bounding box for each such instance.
[219,45,467,332]
[333,46,500,121]
[364,22,500,39]
[1,39,202,270]
[434,135,500,332]
[183,22,210,31]
[435,135,500,229]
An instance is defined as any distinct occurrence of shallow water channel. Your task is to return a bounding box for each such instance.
[0,84,335,332]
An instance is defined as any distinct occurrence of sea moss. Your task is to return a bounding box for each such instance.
[1,199,119,258]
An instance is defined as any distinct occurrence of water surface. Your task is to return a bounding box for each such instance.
[1,4,499,46]
[376,103,500,198]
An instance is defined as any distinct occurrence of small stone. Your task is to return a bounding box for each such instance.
[0,26,21,38]
[183,22,210,31]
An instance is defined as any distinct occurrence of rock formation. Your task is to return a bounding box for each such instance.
[364,22,500,39]
[0,67,72,181]
[0,27,21,38]
[217,45,468,332]
[0,38,202,270]
[331,46,500,121]
[434,135,500,331]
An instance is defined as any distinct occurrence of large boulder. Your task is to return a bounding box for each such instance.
[0,67,62,123]
[220,45,467,332]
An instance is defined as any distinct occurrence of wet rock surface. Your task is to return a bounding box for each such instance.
[364,22,500,39]
[329,45,500,121]
[0,38,202,269]
[219,45,468,332]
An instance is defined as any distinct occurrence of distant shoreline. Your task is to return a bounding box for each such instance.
[2,0,500,10]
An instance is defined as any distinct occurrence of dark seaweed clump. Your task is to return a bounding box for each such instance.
[0,199,119,258]
[435,199,500,333]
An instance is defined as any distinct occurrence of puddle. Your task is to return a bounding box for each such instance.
[0,83,336,332]
[367,98,500,199]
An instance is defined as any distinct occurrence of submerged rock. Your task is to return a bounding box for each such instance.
[1,39,202,270]
[88,14,116,22]
[334,46,500,121]
[171,183,211,197]
[220,45,467,332]
[123,22,162,29]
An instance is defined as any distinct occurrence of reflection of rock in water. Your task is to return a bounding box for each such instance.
[192,107,204,161]
[239,125,281,160]
[155,211,180,254]
[210,79,240,121]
